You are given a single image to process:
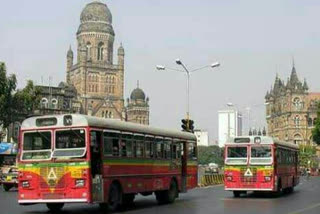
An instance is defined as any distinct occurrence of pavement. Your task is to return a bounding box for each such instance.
[1,176,320,214]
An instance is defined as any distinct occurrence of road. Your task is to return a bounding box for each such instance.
[1,177,320,214]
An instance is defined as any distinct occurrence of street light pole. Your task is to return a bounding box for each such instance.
[156,59,220,123]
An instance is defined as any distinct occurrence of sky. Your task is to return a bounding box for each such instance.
[1,0,320,142]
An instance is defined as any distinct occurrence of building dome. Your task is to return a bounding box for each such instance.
[80,1,112,24]
[77,1,114,35]
[130,88,146,100]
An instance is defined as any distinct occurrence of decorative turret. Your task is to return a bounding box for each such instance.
[303,78,309,91]
[66,46,74,84]
[126,81,150,125]
[118,43,125,98]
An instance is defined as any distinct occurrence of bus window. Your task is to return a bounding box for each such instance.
[172,144,177,159]
[145,141,151,158]
[103,132,120,157]
[22,131,52,160]
[188,142,196,160]
[155,138,164,158]
[134,135,144,158]
[164,139,171,159]
[145,136,154,158]
[121,134,133,157]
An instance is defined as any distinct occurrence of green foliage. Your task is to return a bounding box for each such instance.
[13,80,42,115]
[299,144,317,168]
[197,145,224,166]
[0,62,41,129]
[0,62,17,128]
[312,103,320,145]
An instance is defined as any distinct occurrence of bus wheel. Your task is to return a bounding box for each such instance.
[108,183,122,211]
[46,203,64,212]
[276,180,283,196]
[156,180,177,204]
[122,194,135,206]
[233,191,241,198]
[3,184,12,192]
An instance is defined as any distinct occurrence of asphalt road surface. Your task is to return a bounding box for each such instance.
[1,177,320,214]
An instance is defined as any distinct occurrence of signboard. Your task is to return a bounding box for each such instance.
[0,142,17,155]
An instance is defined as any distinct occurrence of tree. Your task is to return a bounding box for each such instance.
[0,62,41,142]
[312,103,320,145]
[299,144,317,168]
[197,145,224,166]
[0,62,17,129]
[13,80,41,116]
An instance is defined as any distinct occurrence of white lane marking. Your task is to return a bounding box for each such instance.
[287,202,320,214]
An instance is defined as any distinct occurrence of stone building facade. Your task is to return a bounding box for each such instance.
[35,82,81,115]
[265,62,320,146]
[63,1,149,124]
[66,1,126,120]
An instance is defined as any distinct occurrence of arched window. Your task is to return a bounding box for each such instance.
[51,99,58,109]
[102,111,105,117]
[86,42,92,60]
[97,42,104,61]
[294,134,303,145]
[293,97,302,110]
[41,98,48,109]
[109,111,113,118]
[313,118,317,126]
[308,117,313,127]
[294,115,300,127]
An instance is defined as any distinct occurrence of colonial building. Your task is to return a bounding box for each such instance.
[66,1,126,120]
[126,82,150,125]
[265,62,320,146]
[35,82,81,115]
[35,1,150,125]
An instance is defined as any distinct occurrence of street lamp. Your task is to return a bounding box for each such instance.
[156,59,220,121]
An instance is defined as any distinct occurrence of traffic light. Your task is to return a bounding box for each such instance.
[181,119,188,131]
[181,119,195,133]
[189,120,194,132]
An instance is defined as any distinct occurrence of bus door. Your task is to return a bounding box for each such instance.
[90,130,104,202]
[180,141,187,193]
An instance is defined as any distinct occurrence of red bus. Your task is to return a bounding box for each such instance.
[17,114,198,212]
[224,136,299,197]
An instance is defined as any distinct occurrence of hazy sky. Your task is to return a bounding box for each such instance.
[1,0,320,141]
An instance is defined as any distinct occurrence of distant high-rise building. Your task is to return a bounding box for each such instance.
[194,130,209,147]
[218,109,242,147]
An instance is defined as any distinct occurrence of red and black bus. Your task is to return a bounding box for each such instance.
[18,114,197,211]
[224,136,299,197]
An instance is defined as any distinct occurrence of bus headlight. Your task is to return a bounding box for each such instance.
[264,176,271,182]
[22,181,30,188]
[226,176,233,181]
[75,179,85,187]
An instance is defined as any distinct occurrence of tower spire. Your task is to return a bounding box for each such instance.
[137,80,140,88]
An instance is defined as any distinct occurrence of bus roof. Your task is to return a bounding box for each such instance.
[21,114,197,141]
[225,136,299,150]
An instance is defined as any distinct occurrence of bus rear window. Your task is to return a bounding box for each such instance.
[227,147,247,158]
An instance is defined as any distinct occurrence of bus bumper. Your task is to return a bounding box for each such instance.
[18,198,88,205]
[225,188,273,191]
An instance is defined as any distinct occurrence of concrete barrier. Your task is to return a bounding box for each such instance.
[199,174,224,187]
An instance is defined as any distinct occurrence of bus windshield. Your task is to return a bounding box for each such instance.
[250,146,272,164]
[225,147,247,165]
[53,129,86,158]
[22,131,52,160]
